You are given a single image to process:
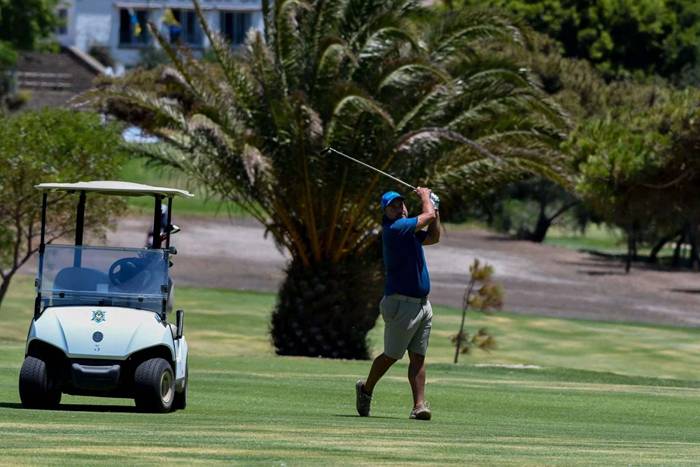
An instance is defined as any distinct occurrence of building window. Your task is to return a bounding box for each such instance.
[220,12,252,46]
[57,8,68,35]
[119,9,150,46]
[165,9,202,46]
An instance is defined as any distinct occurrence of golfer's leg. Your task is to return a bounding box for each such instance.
[364,353,397,394]
[408,351,426,407]
[407,301,432,407]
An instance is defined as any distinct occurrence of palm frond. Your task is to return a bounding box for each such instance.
[314,41,352,92]
[325,94,395,146]
[396,127,502,165]
[273,0,313,89]
[85,2,572,268]
[378,63,449,93]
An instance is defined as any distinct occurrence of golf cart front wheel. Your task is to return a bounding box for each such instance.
[134,358,175,413]
[19,356,61,409]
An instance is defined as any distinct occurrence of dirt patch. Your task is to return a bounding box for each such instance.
[20,215,700,326]
[430,227,700,326]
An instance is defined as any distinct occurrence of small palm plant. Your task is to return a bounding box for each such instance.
[82,0,567,359]
[452,258,503,363]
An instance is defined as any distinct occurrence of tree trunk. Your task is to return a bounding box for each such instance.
[625,227,635,273]
[454,279,475,364]
[526,201,578,243]
[648,231,678,264]
[270,250,383,359]
[688,225,700,271]
[672,230,686,267]
[0,277,10,310]
[527,209,551,243]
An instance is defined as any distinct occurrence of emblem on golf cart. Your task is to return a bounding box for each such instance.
[91,310,106,324]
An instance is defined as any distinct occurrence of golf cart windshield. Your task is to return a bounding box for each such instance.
[39,245,168,312]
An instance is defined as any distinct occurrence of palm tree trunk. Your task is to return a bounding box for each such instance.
[270,250,383,359]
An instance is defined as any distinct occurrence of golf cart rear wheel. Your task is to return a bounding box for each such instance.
[173,364,188,410]
[134,358,175,413]
[19,356,61,409]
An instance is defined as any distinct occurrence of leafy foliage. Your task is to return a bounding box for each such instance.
[0,40,16,111]
[567,85,700,270]
[0,0,59,111]
[456,0,700,81]
[0,109,128,307]
[446,32,602,240]
[83,0,568,358]
[0,0,59,51]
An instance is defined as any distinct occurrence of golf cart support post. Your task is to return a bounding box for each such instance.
[33,182,193,319]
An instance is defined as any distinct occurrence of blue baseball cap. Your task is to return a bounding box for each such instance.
[381,191,404,210]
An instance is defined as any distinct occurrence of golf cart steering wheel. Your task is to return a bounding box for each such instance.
[108,258,152,291]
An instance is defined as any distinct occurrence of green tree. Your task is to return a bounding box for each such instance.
[0,0,59,51]
[443,32,603,241]
[568,85,700,271]
[456,0,700,80]
[0,109,128,307]
[0,0,60,110]
[84,0,568,359]
[0,40,16,109]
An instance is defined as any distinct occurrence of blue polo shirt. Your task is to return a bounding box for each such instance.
[382,216,430,298]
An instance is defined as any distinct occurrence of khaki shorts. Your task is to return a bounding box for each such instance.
[380,294,433,360]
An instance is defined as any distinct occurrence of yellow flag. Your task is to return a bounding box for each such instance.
[163,8,180,26]
[129,9,142,37]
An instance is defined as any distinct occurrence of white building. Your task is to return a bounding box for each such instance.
[55,0,264,67]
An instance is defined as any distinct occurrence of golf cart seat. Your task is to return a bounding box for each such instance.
[54,267,109,292]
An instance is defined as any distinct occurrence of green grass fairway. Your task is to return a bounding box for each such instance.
[1,276,700,464]
[545,224,626,253]
[119,158,248,218]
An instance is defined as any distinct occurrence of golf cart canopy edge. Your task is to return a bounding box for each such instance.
[35,181,194,198]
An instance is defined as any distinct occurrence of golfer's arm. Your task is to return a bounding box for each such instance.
[423,211,440,245]
[415,197,436,231]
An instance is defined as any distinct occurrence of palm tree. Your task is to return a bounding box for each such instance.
[82,0,568,359]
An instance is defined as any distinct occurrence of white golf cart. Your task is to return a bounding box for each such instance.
[19,181,192,412]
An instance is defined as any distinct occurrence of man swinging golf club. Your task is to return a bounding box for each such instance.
[356,186,440,420]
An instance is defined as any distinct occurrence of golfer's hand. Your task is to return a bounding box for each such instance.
[429,192,440,210]
[415,187,432,200]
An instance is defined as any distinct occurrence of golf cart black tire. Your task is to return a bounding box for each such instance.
[19,356,61,409]
[134,358,175,413]
[173,364,188,410]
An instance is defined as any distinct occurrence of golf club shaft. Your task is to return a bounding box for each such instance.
[323,147,416,190]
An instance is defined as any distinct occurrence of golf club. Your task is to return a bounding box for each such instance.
[321,147,440,207]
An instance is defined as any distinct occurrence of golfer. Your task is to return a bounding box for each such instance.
[356,187,440,420]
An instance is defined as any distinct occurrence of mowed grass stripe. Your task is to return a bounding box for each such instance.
[1,276,700,464]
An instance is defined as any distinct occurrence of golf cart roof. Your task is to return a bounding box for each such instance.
[35,181,194,198]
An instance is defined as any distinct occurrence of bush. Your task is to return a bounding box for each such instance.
[0,109,129,307]
[88,44,115,68]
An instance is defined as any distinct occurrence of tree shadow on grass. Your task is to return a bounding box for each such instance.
[577,269,628,276]
[578,249,698,273]
[0,402,140,413]
[670,288,700,295]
